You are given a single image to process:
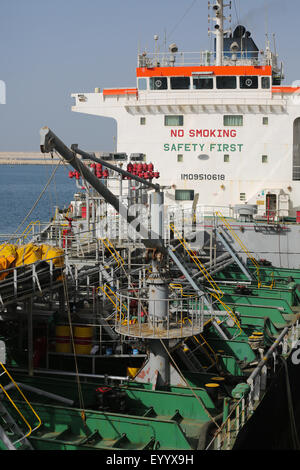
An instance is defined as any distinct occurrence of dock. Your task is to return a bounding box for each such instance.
[0,152,103,165]
[0,152,61,165]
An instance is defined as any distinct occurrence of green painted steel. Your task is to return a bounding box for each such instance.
[219,284,296,305]
[214,264,300,285]
[0,374,222,450]
[219,302,288,327]
[18,401,194,450]
[220,293,294,314]
[206,337,256,364]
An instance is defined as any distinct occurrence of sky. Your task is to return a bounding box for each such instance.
[0,0,298,152]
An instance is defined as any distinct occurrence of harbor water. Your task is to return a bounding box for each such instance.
[0,165,75,236]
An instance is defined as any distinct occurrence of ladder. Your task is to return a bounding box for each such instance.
[0,401,33,450]
[177,345,205,373]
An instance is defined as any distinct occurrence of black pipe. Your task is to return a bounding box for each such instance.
[40,127,164,250]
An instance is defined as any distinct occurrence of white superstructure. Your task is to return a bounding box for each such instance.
[71,1,300,221]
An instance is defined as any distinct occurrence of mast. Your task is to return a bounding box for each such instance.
[209,0,231,66]
[213,0,224,66]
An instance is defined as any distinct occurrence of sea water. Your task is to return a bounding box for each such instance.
[0,165,77,236]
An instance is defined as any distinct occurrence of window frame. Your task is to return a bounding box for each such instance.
[192,77,214,90]
[239,75,259,90]
[261,76,271,89]
[223,115,243,126]
[170,76,191,90]
[149,77,168,91]
[216,76,237,89]
[164,115,184,126]
[138,78,148,91]
[175,189,195,201]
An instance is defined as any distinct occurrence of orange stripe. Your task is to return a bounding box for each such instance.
[103,88,138,96]
[272,86,300,94]
[136,65,272,77]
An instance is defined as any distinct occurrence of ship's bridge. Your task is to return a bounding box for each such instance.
[136,64,272,93]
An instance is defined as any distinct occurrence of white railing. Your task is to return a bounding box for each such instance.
[99,285,205,340]
[0,254,64,307]
[207,323,297,450]
[137,50,270,68]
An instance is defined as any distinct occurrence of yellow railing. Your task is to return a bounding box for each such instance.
[15,221,42,245]
[170,283,198,298]
[183,318,218,367]
[0,363,42,442]
[100,238,125,268]
[97,284,127,320]
[169,224,242,335]
[170,224,223,298]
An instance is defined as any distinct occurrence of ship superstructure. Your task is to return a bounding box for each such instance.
[2,1,300,453]
[72,0,300,221]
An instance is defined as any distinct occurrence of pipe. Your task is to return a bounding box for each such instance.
[72,145,160,191]
[1,382,74,406]
[247,326,289,385]
[40,127,165,251]
[13,367,129,382]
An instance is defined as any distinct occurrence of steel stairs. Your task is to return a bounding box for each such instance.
[0,401,33,450]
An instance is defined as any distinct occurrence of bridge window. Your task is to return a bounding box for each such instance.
[175,189,194,201]
[140,117,146,125]
[150,77,168,90]
[261,77,271,89]
[177,154,183,162]
[223,115,243,126]
[193,77,213,89]
[263,117,269,125]
[262,155,268,163]
[224,154,230,162]
[164,115,184,126]
[216,76,236,89]
[240,76,258,89]
[138,78,147,90]
[170,77,190,89]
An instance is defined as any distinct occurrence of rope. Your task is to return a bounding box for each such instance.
[60,264,86,424]
[166,0,198,41]
[158,338,221,429]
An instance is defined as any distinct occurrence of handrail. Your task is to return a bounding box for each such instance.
[183,318,218,366]
[215,211,262,287]
[100,238,125,268]
[97,285,127,318]
[210,292,242,334]
[169,283,197,298]
[169,224,223,297]
[0,363,42,443]
[15,221,41,245]
[169,224,242,335]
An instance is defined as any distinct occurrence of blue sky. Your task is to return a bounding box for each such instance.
[0,0,298,151]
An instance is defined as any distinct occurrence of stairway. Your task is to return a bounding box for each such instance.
[0,401,33,450]
[176,345,205,373]
[215,226,254,281]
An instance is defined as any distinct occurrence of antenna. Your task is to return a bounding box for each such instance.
[208,0,231,66]
[154,35,159,66]
[273,33,277,58]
